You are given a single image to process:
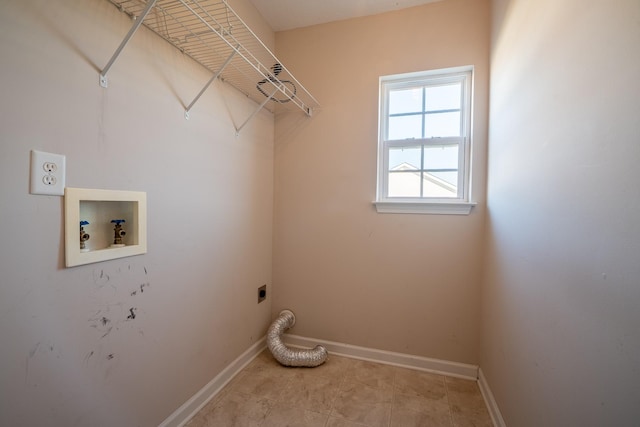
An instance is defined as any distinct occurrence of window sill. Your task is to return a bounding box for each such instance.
[373,200,476,215]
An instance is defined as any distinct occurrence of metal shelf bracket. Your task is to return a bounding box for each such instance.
[235,84,281,135]
[100,0,158,88]
[185,45,238,119]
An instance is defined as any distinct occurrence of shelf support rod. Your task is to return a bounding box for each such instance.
[185,46,238,119]
[235,84,280,136]
[99,0,158,88]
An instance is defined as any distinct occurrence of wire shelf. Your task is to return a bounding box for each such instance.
[103,0,319,128]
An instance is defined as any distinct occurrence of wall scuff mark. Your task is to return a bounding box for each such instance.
[84,264,151,374]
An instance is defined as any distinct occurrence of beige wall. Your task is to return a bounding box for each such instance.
[482,0,640,424]
[0,0,273,425]
[8,0,638,424]
[273,0,490,364]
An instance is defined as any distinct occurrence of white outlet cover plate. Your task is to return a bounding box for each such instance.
[30,150,66,196]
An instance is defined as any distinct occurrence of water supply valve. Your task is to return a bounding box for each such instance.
[110,219,126,247]
[80,220,90,252]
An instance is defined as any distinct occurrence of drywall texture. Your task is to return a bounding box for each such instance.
[482,0,640,425]
[0,0,273,425]
[272,0,490,364]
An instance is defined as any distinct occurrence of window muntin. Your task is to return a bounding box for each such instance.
[387,143,459,198]
[377,67,472,205]
[387,82,463,140]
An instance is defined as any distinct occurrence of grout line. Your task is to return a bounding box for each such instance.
[327,362,348,421]
[388,367,398,427]
[444,376,456,427]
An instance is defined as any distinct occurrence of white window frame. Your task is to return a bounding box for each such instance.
[374,66,476,215]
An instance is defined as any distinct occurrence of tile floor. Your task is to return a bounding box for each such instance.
[185,349,493,427]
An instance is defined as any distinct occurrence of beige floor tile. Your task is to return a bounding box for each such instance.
[331,380,393,427]
[185,351,494,427]
[295,353,356,379]
[243,349,299,379]
[199,384,231,412]
[445,377,492,427]
[184,387,235,427]
[346,359,396,390]
[394,368,447,401]
[393,389,451,419]
[261,402,328,427]
[200,391,274,426]
[326,416,371,427]
[390,405,453,427]
[450,414,494,427]
[339,379,394,403]
[227,370,291,401]
[278,371,343,413]
[447,387,488,414]
[183,410,208,427]
[449,398,493,427]
[445,377,482,394]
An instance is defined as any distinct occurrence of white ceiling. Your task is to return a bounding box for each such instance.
[248,0,444,32]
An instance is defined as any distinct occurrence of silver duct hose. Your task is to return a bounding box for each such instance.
[267,310,328,367]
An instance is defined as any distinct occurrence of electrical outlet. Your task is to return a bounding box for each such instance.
[258,285,267,303]
[30,150,66,196]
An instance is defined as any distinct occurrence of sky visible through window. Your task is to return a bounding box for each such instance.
[387,82,462,190]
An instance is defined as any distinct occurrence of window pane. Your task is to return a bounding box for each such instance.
[388,115,422,140]
[425,83,461,111]
[423,171,458,197]
[389,88,422,114]
[425,112,460,137]
[388,171,421,197]
[389,146,421,170]
[430,171,458,187]
[424,145,458,170]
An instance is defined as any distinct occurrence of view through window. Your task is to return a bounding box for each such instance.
[377,67,473,209]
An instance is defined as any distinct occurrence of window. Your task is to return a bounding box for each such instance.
[375,66,476,215]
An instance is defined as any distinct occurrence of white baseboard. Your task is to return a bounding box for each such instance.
[283,334,479,380]
[158,337,266,427]
[158,334,500,427]
[478,368,506,427]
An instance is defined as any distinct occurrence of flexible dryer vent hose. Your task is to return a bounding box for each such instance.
[267,310,328,367]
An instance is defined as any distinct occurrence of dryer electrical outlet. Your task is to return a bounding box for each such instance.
[30,150,66,196]
[258,285,267,303]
